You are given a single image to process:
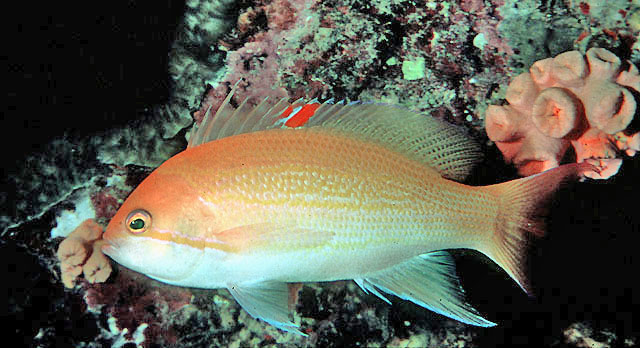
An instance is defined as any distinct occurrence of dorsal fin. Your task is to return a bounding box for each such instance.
[188,81,291,148]
[188,85,481,181]
[305,102,482,181]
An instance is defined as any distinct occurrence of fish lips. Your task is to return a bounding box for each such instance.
[100,238,121,258]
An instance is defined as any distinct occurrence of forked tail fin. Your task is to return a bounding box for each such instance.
[481,162,593,295]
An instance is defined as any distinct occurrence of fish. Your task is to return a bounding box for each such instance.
[101,85,590,335]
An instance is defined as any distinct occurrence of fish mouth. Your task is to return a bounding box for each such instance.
[101,243,118,257]
[100,237,120,257]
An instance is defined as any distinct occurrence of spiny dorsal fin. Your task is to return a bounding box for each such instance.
[188,81,291,148]
[189,84,481,181]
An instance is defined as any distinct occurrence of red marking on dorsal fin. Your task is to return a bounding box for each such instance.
[279,106,294,119]
[285,103,320,128]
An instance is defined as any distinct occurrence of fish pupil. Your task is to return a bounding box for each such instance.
[130,218,145,230]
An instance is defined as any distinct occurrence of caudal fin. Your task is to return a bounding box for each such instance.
[482,162,593,295]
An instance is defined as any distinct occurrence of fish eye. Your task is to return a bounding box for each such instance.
[126,209,151,234]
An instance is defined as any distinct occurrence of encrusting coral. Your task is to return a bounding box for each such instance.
[485,47,640,179]
[56,219,111,288]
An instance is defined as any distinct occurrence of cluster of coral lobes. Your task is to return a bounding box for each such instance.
[485,47,640,178]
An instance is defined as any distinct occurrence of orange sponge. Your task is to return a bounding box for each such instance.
[56,219,112,288]
[485,48,639,179]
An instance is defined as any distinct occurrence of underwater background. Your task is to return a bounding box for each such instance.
[2,0,639,347]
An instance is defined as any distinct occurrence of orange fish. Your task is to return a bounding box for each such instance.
[102,86,589,335]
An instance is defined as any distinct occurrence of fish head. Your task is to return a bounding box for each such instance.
[102,170,206,283]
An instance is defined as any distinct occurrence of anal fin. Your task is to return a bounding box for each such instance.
[227,281,307,336]
[355,251,495,327]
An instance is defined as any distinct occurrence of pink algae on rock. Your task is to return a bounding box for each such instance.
[83,267,193,347]
[56,219,112,288]
[485,47,640,179]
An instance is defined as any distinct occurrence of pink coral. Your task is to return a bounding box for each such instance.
[56,219,112,288]
[485,47,640,179]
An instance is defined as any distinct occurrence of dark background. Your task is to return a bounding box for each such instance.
[2,1,186,164]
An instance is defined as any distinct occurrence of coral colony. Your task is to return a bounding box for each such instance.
[485,47,640,179]
[57,219,111,289]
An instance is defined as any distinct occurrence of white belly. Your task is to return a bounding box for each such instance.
[172,242,433,289]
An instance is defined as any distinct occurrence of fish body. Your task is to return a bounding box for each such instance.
[102,88,587,334]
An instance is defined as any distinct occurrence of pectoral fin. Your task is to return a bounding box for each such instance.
[354,251,495,327]
[227,281,307,336]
